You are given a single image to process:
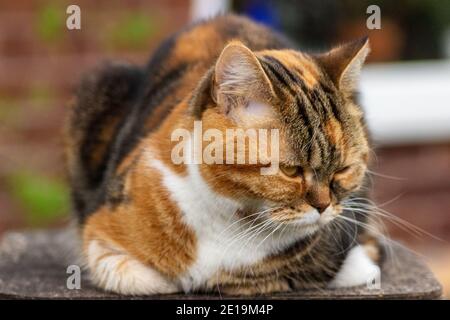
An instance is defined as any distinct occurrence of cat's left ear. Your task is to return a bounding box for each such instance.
[315,37,370,97]
[213,41,274,113]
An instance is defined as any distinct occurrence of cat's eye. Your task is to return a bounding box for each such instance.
[335,166,351,175]
[280,165,302,178]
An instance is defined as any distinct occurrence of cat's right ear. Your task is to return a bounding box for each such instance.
[315,37,370,97]
[213,41,274,114]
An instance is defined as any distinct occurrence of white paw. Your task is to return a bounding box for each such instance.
[86,240,179,295]
[329,245,380,288]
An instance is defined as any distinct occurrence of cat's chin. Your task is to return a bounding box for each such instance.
[268,206,337,228]
[266,221,320,241]
[287,223,321,238]
[261,205,341,239]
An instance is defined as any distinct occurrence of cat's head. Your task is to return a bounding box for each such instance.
[190,38,370,231]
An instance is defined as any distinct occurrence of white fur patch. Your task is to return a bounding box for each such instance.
[329,244,380,288]
[245,100,273,117]
[147,142,306,292]
[319,206,337,226]
[231,100,275,127]
[86,240,179,295]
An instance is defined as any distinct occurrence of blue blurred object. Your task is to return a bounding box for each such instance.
[242,0,280,29]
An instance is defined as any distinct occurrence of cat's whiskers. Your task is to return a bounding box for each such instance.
[366,169,407,181]
[239,221,285,288]
[239,212,295,288]
[253,221,285,252]
[343,198,444,242]
[341,194,444,265]
[215,216,276,292]
[216,208,280,265]
[341,201,399,264]
[340,197,396,262]
[224,210,297,286]
[334,214,425,268]
[217,207,281,239]
[345,204,418,236]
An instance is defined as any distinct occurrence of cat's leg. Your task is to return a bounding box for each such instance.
[85,239,179,295]
[328,244,381,288]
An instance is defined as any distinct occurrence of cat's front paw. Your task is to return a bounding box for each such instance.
[328,244,380,288]
[86,240,180,295]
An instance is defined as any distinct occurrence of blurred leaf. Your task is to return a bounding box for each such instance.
[107,13,157,50]
[7,172,69,226]
[0,97,20,123]
[28,85,54,107]
[36,4,64,43]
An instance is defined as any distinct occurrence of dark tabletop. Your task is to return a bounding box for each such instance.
[0,229,442,299]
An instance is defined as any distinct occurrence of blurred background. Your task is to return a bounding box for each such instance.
[0,0,449,296]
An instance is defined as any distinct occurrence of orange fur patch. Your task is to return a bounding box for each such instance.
[83,163,197,278]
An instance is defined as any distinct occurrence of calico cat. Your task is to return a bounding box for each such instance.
[65,15,380,295]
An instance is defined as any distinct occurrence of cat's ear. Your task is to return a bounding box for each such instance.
[315,37,370,96]
[213,41,274,112]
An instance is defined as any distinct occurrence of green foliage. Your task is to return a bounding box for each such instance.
[107,13,157,50]
[0,97,20,123]
[28,85,54,108]
[7,172,69,226]
[36,4,64,43]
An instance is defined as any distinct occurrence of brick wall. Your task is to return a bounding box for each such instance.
[372,144,450,245]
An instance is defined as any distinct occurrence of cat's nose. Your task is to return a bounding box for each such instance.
[313,202,330,214]
[306,187,331,214]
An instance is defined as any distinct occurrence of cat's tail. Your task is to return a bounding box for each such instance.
[64,62,144,223]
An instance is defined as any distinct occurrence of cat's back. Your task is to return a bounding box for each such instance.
[139,14,294,127]
[145,14,294,81]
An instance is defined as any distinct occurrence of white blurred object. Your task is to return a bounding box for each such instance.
[443,27,450,59]
[190,0,230,21]
[360,60,450,146]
